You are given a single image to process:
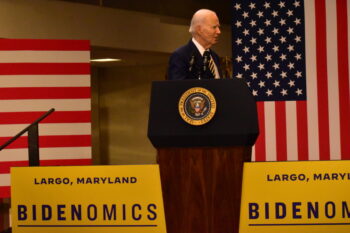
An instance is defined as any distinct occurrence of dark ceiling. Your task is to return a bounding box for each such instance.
[58,0,232,24]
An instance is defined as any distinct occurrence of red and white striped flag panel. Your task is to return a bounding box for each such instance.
[251,0,350,161]
[231,0,349,161]
[0,39,92,198]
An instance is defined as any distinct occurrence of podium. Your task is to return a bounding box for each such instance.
[148,79,259,233]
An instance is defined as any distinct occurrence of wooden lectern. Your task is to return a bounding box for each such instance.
[148,79,258,233]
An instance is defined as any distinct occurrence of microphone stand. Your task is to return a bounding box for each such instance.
[201,52,210,80]
[189,54,201,80]
[0,108,55,166]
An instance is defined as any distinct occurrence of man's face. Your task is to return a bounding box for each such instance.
[197,13,221,49]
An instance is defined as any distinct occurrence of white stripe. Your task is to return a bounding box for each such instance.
[251,146,256,162]
[0,123,91,137]
[264,102,276,161]
[0,75,90,87]
[326,0,342,160]
[0,147,91,162]
[0,99,91,112]
[0,51,90,63]
[0,174,10,186]
[286,101,298,161]
[304,0,320,160]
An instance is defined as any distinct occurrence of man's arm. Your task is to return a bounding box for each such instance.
[167,51,189,80]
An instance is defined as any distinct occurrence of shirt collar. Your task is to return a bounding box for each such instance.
[192,38,208,56]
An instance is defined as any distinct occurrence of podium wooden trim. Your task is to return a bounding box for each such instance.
[157,146,251,233]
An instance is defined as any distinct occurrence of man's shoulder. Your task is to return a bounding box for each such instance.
[172,40,197,57]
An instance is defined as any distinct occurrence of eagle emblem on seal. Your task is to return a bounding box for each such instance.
[178,87,216,126]
[189,96,208,116]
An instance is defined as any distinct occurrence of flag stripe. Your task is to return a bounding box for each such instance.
[326,0,342,160]
[0,51,90,63]
[0,75,90,87]
[0,111,91,124]
[265,102,277,161]
[251,146,256,161]
[286,101,298,161]
[254,102,266,161]
[0,99,91,112]
[315,0,331,160]
[0,63,90,75]
[0,39,91,199]
[0,174,10,186]
[337,0,350,159]
[0,187,10,198]
[0,147,91,162]
[0,87,90,100]
[0,135,91,149]
[0,159,92,174]
[296,101,309,160]
[0,39,90,51]
[305,0,321,161]
[0,123,91,137]
[0,87,91,99]
[275,101,287,161]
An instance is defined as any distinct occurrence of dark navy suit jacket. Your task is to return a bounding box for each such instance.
[167,40,222,80]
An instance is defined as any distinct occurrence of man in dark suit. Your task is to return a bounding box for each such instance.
[167,9,222,80]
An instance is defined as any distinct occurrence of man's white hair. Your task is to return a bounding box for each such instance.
[189,9,217,35]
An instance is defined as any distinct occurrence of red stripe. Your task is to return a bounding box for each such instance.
[254,102,266,161]
[0,39,90,51]
[0,111,91,124]
[0,187,10,199]
[0,135,91,149]
[275,101,287,161]
[0,87,91,99]
[0,63,90,75]
[336,0,350,159]
[296,101,309,160]
[315,0,331,160]
[0,159,92,173]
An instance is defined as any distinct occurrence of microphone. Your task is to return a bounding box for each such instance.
[203,53,209,72]
[189,55,195,72]
[202,51,210,79]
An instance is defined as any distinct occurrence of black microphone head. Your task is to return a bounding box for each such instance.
[190,55,195,65]
[189,55,195,71]
[203,53,209,71]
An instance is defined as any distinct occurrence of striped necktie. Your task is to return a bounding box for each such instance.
[208,57,216,78]
[204,50,217,79]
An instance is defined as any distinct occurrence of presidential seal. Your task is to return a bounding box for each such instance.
[178,87,216,126]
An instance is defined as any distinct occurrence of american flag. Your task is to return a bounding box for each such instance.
[232,0,350,161]
[0,39,92,198]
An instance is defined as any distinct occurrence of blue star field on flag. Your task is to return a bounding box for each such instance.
[232,0,307,101]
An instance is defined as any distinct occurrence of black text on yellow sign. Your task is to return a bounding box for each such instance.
[11,165,167,233]
[240,161,350,233]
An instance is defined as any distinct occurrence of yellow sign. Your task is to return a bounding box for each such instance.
[11,165,166,233]
[240,161,350,233]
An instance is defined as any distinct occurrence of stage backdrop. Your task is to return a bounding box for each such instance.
[232,0,350,161]
[0,39,92,198]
